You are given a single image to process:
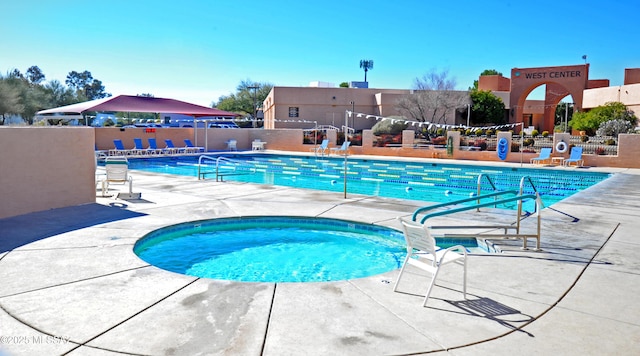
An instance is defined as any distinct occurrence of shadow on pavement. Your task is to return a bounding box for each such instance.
[0,203,146,253]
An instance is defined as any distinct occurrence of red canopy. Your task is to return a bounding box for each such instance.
[37,95,238,117]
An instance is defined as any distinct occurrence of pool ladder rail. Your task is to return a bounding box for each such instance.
[413,175,543,251]
[197,155,257,181]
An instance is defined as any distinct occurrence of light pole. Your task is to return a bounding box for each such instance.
[248,85,259,128]
[344,101,354,199]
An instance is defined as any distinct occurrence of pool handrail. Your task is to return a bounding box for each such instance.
[416,192,543,250]
[476,173,499,211]
[519,176,542,213]
[197,155,258,181]
[419,193,538,223]
[412,190,520,222]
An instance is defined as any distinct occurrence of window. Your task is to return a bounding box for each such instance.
[288,107,299,118]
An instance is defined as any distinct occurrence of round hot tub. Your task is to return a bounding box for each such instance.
[134,216,405,283]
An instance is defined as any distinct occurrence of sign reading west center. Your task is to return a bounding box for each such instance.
[521,70,582,80]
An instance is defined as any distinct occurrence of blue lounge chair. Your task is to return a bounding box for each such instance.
[164,139,185,154]
[147,138,165,155]
[184,139,205,153]
[564,146,584,167]
[132,138,150,155]
[311,139,329,156]
[530,147,552,165]
[330,141,351,156]
[109,139,130,156]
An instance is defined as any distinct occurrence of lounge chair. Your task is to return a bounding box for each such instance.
[184,139,205,153]
[564,146,584,167]
[311,139,329,156]
[100,156,137,198]
[226,139,237,151]
[109,139,130,156]
[147,138,165,155]
[132,138,150,156]
[164,139,184,155]
[530,147,552,165]
[394,217,467,307]
[330,141,351,156]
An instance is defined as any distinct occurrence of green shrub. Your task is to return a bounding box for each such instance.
[541,131,549,137]
[474,129,484,136]
[604,138,616,145]
[596,119,633,137]
[372,117,408,135]
[530,129,539,137]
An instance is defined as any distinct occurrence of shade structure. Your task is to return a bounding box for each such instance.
[37,95,238,117]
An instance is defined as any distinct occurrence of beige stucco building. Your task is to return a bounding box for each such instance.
[263,66,640,133]
[262,87,410,130]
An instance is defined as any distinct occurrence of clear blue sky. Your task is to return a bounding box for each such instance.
[2,0,638,107]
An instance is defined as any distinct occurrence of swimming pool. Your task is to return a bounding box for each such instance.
[133,216,481,282]
[120,153,611,210]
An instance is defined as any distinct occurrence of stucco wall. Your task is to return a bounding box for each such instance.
[3,126,640,221]
[0,127,95,219]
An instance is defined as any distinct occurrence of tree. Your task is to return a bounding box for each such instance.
[395,69,470,124]
[0,78,24,125]
[65,70,110,100]
[43,80,79,108]
[554,102,574,132]
[469,89,506,125]
[359,60,373,82]
[339,82,349,88]
[214,79,273,126]
[569,102,637,135]
[470,69,502,90]
[26,65,45,85]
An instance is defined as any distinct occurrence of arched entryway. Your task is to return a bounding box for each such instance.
[509,64,588,132]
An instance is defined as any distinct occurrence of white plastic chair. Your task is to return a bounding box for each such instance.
[394,217,467,307]
[226,139,237,151]
[101,156,134,197]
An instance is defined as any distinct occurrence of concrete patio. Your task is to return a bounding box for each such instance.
[1,157,639,355]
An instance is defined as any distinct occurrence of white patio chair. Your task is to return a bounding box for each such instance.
[226,139,237,151]
[394,217,467,307]
[101,156,134,198]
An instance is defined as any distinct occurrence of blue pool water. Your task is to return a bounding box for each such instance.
[135,216,439,282]
[120,153,611,211]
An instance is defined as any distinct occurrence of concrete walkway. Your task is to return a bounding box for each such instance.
[1,157,639,355]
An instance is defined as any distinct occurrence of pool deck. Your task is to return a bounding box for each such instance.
[1,155,639,355]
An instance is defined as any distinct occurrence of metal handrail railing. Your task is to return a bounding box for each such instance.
[416,192,543,250]
[197,155,257,181]
[519,176,542,213]
[412,190,520,222]
[476,173,498,211]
